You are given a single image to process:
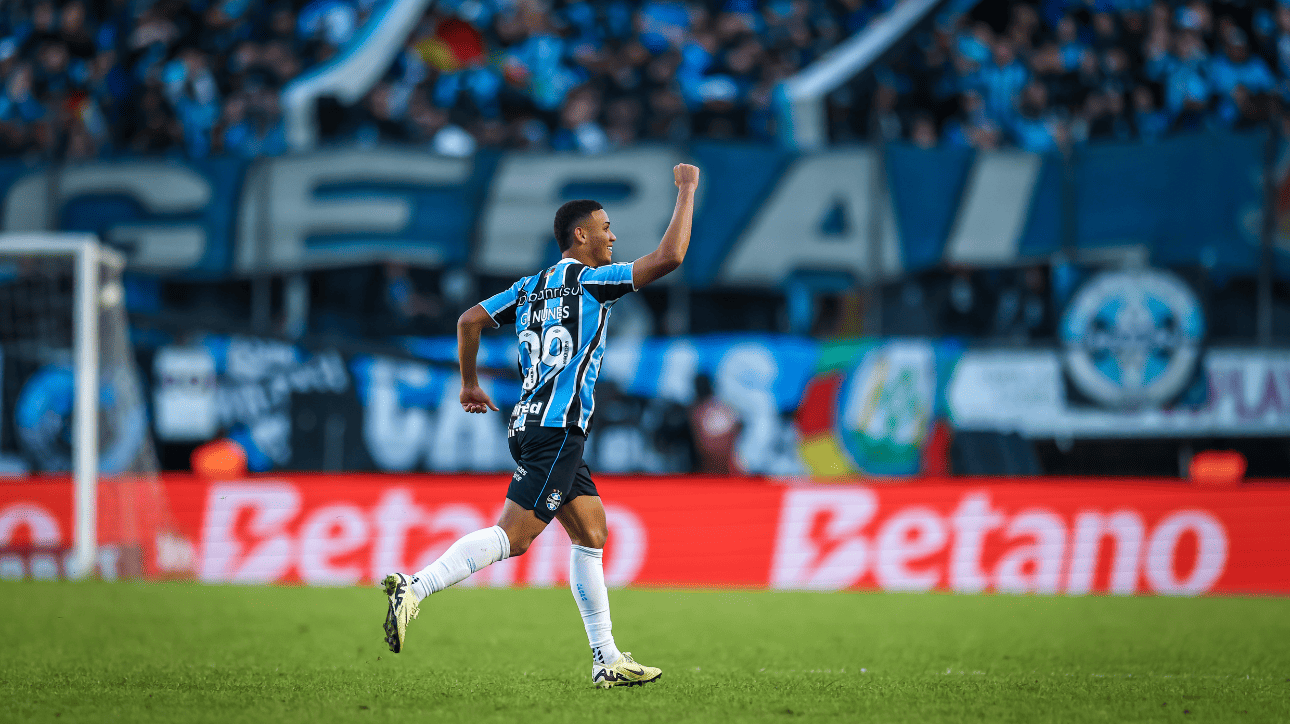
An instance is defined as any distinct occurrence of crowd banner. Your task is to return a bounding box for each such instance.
[2,475,1288,595]
[796,339,962,477]
[6,331,1290,476]
[0,134,1282,283]
[949,349,1290,438]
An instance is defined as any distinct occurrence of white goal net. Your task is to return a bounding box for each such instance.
[0,234,181,579]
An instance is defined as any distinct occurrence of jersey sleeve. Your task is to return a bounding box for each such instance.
[478,281,521,328]
[579,262,636,303]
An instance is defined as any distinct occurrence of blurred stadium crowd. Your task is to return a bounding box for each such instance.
[0,0,871,158]
[3,0,1287,159]
[0,0,319,158]
[863,0,1288,150]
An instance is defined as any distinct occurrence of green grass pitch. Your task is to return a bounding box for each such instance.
[2,581,1288,723]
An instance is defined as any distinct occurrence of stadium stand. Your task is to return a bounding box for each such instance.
[843,0,1286,148]
[0,1,1288,479]
[0,0,887,158]
[2,0,1286,157]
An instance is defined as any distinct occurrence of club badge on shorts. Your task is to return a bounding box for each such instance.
[545,489,562,511]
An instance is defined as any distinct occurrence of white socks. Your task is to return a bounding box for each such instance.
[407,531,622,665]
[570,544,622,665]
[410,525,510,600]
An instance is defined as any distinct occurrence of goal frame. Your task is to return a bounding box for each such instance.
[0,233,124,578]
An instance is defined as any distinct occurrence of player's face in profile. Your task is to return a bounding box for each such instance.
[581,209,615,267]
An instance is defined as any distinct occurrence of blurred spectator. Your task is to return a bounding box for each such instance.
[1209,27,1275,128]
[1009,80,1068,152]
[129,82,183,154]
[940,269,985,337]
[298,0,359,48]
[604,95,642,146]
[1083,88,1133,142]
[381,262,443,334]
[990,266,1050,342]
[355,82,411,146]
[973,40,1029,122]
[884,277,937,335]
[552,85,609,152]
[221,85,287,157]
[909,112,937,148]
[584,380,653,472]
[1132,83,1169,140]
[688,373,738,475]
[0,62,44,124]
[163,49,221,157]
[942,89,1002,149]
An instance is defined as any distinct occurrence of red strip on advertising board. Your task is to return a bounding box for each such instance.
[1,475,1288,595]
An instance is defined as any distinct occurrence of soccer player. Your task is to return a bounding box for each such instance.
[381,163,700,688]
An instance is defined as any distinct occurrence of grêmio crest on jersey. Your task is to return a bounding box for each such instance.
[479,257,635,432]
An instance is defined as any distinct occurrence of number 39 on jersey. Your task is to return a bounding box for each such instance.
[519,324,574,391]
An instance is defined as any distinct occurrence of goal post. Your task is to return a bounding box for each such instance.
[0,233,176,579]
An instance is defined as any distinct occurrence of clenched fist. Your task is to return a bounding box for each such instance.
[674,163,700,188]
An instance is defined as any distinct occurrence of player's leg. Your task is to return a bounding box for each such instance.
[409,508,534,600]
[382,426,583,653]
[380,515,516,653]
[382,504,544,654]
[557,492,617,662]
[558,469,662,688]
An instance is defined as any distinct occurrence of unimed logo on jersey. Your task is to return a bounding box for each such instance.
[769,488,1230,596]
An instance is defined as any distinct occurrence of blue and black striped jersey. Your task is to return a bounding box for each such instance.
[479,258,635,431]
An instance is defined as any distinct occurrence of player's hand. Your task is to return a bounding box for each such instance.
[674,163,699,189]
[460,384,499,414]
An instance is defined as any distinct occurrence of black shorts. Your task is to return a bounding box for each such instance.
[507,425,599,523]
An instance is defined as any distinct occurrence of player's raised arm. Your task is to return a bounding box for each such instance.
[457,304,500,413]
[631,164,699,289]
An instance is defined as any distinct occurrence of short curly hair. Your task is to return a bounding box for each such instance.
[553,200,603,252]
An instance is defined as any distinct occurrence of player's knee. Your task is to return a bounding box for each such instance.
[509,535,536,557]
[580,527,608,550]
